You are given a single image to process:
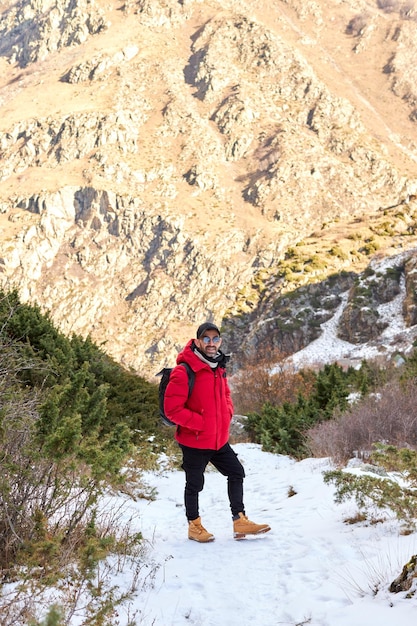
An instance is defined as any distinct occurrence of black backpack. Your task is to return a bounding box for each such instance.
[156,362,195,426]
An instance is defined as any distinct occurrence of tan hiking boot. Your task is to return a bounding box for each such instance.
[233,512,271,540]
[188,517,215,543]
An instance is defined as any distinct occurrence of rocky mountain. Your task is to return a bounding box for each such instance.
[0,0,417,378]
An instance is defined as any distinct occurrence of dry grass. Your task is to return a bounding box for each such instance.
[307,379,417,463]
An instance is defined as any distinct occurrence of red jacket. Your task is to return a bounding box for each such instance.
[164,340,234,450]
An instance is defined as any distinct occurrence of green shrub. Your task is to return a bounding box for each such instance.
[361,237,380,255]
[246,363,353,458]
[328,245,349,260]
[0,290,160,574]
[0,290,157,623]
[0,290,160,447]
[246,396,314,458]
[30,605,64,626]
[324,443,417,529]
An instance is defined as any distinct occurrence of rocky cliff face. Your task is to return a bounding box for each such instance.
[1,0,417,377]
[224,247,417,371]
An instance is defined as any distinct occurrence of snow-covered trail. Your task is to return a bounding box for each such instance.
[106,444,417,626]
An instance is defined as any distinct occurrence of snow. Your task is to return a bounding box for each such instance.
[96,444,417,626]
[290,290,367,368]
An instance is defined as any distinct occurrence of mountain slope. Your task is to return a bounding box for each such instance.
[0,0,417,376]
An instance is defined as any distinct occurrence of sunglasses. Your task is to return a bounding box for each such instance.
[201,336,221,345]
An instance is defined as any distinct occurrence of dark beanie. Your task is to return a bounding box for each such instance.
[196,322,221,338]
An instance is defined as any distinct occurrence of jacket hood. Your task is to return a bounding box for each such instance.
[176,339,207,371]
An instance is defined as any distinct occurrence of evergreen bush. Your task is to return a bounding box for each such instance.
[0,290,160,579]
[324,443,417,529]
[245,363,355,458]
[0,290,160,446]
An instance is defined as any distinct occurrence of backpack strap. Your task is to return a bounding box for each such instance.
[179,362,195,398]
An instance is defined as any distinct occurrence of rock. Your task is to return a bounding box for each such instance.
[403,255,417,326]
[390,554,417,594]
[62,46,139,83]
[0,0,108,67]
[337,266,402,343]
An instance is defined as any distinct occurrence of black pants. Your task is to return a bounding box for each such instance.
[179,442,245,521]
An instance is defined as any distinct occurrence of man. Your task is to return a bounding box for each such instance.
[164,322,271,542]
